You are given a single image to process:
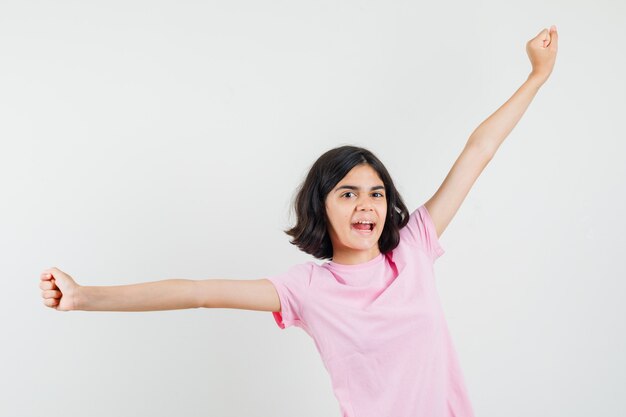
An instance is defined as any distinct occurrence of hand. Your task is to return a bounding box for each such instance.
[526,25,559,85]
[40,267,80,311]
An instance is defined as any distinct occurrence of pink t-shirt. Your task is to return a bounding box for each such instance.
[267,204,475,417]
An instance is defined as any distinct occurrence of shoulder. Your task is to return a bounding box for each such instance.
[267,261,318,288]
[398,206,425,244]
[397,205,445,261]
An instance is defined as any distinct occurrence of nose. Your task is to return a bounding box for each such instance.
[356,199,374,211]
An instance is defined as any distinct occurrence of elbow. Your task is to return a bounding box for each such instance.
[192,280,209,309]
[467,138,496,160]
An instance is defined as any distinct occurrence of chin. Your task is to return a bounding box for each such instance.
[349,239,380,250]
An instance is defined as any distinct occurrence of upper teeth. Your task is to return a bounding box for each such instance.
[355,221,373,224]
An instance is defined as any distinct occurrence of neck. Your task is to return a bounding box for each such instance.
[331,247,381,265]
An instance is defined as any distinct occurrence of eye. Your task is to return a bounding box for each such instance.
[372,192,384,198]
[341,192,356,198]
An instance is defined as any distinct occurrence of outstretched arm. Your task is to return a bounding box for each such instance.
[424,26,559,238]
[40,267,281,313]
[40,267,204,311]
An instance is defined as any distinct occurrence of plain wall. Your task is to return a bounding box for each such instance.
[1,1,625,416]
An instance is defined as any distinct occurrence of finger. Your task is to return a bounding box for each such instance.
[535,28,549,47]
[44,298,59,307]
[40,281,54,290]
[42,267,60,275]
[39,280,58,291]
[41,272,53,281]
[549,25,558,50]
[42,290,62,299]
[543,30,551,47]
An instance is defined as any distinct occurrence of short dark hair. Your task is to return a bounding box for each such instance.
[284,145,410,260]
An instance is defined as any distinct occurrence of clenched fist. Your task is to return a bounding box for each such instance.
[526,25,559,85]
[40,267,80,311]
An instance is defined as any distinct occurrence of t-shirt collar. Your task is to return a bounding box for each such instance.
[327,252,385,271]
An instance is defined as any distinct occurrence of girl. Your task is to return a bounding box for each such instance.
[39,26,558,417]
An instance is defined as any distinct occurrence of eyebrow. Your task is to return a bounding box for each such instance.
[334,185,386,193]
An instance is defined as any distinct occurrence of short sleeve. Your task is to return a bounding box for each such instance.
[266,263,312,329]
[401,204,445,261]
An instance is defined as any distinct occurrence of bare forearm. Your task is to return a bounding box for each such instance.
[76,279,201,312]
[468,74,544,155]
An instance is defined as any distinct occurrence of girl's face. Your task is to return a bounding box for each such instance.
[324,163,388,265]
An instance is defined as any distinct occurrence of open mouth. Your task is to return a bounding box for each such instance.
[351,221,375,232]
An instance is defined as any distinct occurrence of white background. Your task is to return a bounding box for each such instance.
[1,1,624,416]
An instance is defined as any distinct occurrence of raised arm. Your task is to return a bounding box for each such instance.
[424,26,559,238]
[40,267,281,313]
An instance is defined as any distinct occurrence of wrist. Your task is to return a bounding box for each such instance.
[73,285,87,311]
[527,72,547,88]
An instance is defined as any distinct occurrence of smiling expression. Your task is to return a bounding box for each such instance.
[324,163,388,265]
